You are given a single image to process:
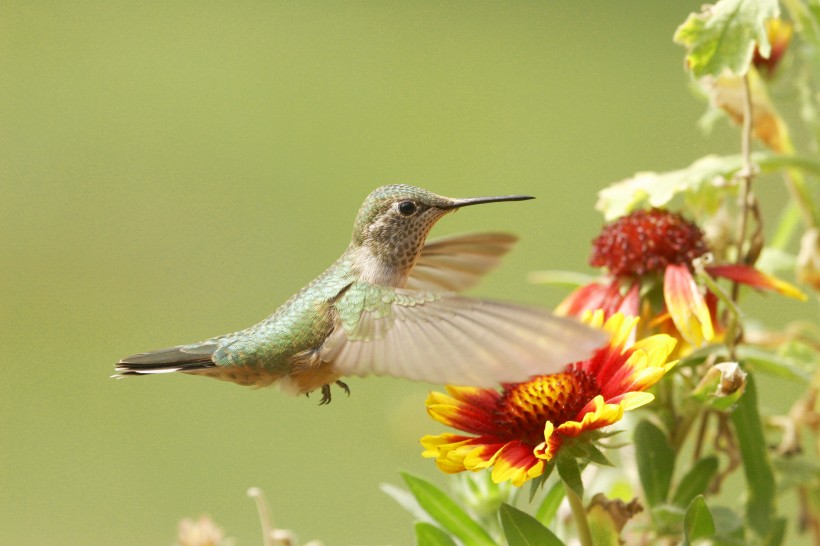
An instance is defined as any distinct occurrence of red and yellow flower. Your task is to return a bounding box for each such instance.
[558,209,804,350]
[421,312,676,487]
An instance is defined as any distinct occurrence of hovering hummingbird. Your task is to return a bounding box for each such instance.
[116,185,604,403]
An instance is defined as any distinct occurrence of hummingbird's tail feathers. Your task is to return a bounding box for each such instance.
[114,343,218,376]
[323,287,609,388]
[407,232,518,292]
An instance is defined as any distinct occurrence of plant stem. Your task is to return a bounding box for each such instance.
[693,409,710,461]
[727,72,758,361]
[564,482,593,546]
[247,487,275,546]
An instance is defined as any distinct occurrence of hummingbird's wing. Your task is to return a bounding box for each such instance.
[320,283,607,387]
[406,232,517,292]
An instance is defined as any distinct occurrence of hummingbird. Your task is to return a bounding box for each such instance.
[115,184,604,404]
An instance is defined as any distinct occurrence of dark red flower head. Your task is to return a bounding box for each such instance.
[590,209,708,277]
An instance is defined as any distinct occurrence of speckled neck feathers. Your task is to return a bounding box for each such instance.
[348,185,454,287]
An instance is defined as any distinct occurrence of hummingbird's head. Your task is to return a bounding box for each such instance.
[349,184,533,287]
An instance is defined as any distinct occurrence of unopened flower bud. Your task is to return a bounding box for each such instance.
[692,362,747,410]
[713,361,747,396]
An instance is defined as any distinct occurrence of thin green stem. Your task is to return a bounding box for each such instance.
[727,72,758,361]
[564,482,593,546]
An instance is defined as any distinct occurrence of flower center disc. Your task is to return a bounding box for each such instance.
[495,370,599,446]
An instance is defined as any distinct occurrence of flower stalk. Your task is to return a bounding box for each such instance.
[564,482,594,546]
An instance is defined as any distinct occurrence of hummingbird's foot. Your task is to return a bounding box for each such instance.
[319,384,332,405]
[335,380,350,396]
[317,381,351,405]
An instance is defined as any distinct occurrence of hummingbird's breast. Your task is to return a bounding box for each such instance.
[348,245,412,288]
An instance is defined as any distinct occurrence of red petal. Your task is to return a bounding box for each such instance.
[706,265,806,300]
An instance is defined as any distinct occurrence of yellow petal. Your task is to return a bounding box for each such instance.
[618,391,655,411]
[664,264,714,346]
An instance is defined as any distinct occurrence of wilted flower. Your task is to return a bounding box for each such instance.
[421,313,676,487]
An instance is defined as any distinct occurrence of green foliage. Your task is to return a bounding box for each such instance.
[556,453,584,500]
[499,503,564,546]
[730,376,778,540]
[534,479,565,527]
[683,496,716,544]
[596,154,741,220]
[415,522,459,546]
[671,456,719,509]
[738,345,812,382]
[528,461,555,502]
[400,472,496,546]
[674,0,779,77]
[595,152,820,221]
[634,420,675,509]
[390,2,820,546]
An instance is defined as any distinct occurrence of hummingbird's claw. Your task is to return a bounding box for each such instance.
[319,384,332,405]
[335,380,350,396]
[317,381,350,405]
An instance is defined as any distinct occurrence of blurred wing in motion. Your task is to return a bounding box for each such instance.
[407,232,518,292]
[322,284,607,387]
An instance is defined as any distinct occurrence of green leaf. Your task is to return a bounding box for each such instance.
[499,503,564,546]
[415,522,458,546]
[400,472,495,546]
[556,454,583,500]
[711,506,745,541]
[738,346,811,383]
[672,456,719,508]
[535,480,565,527]
[652,504,686,533]
[528,461,554,503]
[674,0,779,78]
[765,518,787,546]
[773,455,820,490]
[730,375,776,539]
[634,420,675,508]
[596,154,741,220]
[684,496,716,543]
[595,152,820,222]
[381,482,432,522]
[583,443,614,467]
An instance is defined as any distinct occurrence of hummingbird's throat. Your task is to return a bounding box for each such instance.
[349,245,414,288]
[354,208,449,286]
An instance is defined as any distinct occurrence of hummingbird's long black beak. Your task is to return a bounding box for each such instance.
[443,194,535,209]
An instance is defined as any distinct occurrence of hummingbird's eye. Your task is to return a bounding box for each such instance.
[397,201,418,216]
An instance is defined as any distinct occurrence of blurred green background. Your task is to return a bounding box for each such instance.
[2,2,806,545]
